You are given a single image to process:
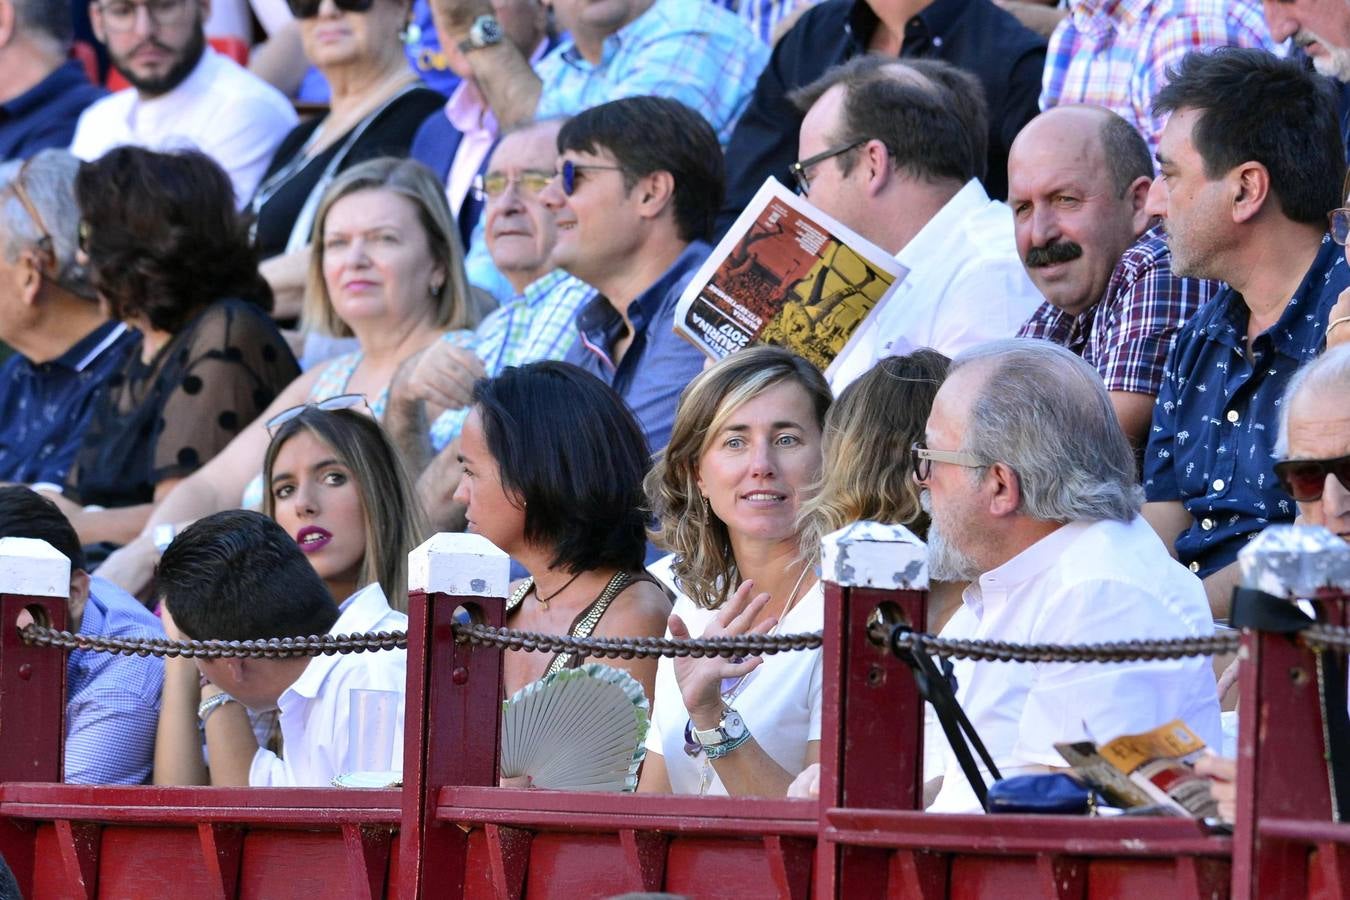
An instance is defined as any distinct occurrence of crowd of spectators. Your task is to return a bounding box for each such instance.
[2,0,1349,815]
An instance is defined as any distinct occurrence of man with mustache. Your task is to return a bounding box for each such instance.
[788,55,1043,392]
[70,0,296,206]
[1010,105,1218,450]
[915,338,1221,813]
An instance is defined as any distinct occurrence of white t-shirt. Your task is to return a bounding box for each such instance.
[827,179,1045,392]
[248,583,408,787]
[70,49,297,208]
[645,558,823,796]
[928,516,1223,813]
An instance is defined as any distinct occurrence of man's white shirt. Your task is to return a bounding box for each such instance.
[71,48,297,208]
[248,582,408,787]
[828,179,1045,391]
[928,515,1222,813]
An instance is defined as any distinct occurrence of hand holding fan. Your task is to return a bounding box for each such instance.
[500,663,649,792]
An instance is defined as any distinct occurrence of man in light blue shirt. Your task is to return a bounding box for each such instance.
[0,486,163,784]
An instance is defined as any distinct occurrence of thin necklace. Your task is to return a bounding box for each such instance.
[532,571,584,610]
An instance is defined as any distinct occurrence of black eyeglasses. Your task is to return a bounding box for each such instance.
[285,0,373,19]
[1273,453,1350,502]
[1331,208,1350,246]
[473,170,553,202]
[265,393,369,437]
[910,441,986,483]
[558,159,624,196]
[788,138,868,196]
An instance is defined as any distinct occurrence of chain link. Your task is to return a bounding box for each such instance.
[20,619,1350,663]
[891,629,1241,664]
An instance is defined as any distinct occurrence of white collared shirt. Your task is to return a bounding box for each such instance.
[828,179,1045,391]
[928,516,1222,813]
[248,583,408,787]
[70,49,298,208]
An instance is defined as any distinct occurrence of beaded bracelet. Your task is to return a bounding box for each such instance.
[702,729,753,760]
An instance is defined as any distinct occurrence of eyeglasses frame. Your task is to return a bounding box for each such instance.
[96,0,193,32]
[911,441,987,483]
[1273,452,1350,502]
[789,138,870,196]
[557,160,626,197]
[473,169,555,203]
[265,393,370,437]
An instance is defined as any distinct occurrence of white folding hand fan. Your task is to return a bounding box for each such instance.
[500,663,649,792]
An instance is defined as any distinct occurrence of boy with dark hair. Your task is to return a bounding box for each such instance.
[159,510,406,787]
[0,486,163,784]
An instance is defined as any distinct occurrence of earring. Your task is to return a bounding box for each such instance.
[701,495,709,513]
[428,279,443,298]
[400,20,421,47]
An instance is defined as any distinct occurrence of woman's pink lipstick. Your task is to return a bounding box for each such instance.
[296,525,332,553]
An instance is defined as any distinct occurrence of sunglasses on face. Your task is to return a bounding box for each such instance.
[265,393,369,437]
[285,0,374,19]
[473,170,553,202]
[1273,453,1350,502]
[557,159,625,196]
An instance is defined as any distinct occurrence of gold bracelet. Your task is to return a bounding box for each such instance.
[1328,315,1350,337]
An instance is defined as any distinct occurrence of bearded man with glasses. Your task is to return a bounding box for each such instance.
[70,0,296,206]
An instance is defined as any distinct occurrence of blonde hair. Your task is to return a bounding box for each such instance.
[645,346,831,610]
[303,157,472,339]
[798,350,949,559]
[262,408,429,611]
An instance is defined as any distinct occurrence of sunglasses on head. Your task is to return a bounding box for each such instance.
[265,393,369,437]
[1273,453,1350,502]
[285,0,373,19]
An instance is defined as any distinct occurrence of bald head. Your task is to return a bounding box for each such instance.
[1007,106,1152,316]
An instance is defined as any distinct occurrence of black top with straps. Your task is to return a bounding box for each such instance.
[506,570,661,678]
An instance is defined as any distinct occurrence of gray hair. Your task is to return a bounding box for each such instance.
[13,0,73,45]
[1,150,98,300]
[952,339,1142,523]
[1276,344,1350,456]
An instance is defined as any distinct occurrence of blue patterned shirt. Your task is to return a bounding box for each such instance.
[534,0,769,147]
[1143,236,1350,576]
[712,0,820,44]
[65,577,165,784]
[0,321,138,486]
[565,242,711,455]
[429,270,595,448]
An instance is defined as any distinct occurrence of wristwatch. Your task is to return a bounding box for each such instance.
[458,14,504,53]
[691,707,748,748]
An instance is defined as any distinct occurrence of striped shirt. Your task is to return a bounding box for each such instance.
[1041,0,1272,157]
[1017,225,1218,396]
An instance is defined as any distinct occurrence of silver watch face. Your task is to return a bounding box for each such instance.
[721,711,746,739]
[471,15,503,47]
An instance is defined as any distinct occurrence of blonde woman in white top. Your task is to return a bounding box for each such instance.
[640,346,831,797]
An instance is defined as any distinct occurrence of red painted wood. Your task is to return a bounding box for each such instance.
[518,832,629,898]
[238,829,372,897]
[662,836,792,898]
[764,835,813,900]
[619,829,667,892]
[1085,857,1230,899]
[92,826,215,896]
[344,823,395,900]
[947,855,1082,900]
[485,823,531,900]
[0,783,401,823]
[198,823,245,900]
[887,849,947,899]
[816,584,927,899]
[1307,841,1350,900]
[55,818,99,897]
[399,588,506,900]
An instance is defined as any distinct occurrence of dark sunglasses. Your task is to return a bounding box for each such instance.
[1273,453,1350,502]
[1330,208,1350,246]
[558,159,624,196]
[285,0,373,19]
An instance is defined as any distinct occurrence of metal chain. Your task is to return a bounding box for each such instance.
[891,629,1241,664]
[20,618,1350,663]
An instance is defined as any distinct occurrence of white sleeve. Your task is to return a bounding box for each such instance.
[927,259,1045,358]
[249,746,294,786]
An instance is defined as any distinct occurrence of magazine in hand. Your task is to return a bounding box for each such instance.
[1054,719,1218,817]
[673,177,907,379]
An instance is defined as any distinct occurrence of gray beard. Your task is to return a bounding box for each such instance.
[921,491,982,582]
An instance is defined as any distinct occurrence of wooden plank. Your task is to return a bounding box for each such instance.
[887,849,947,899]
[54,819,98,899]
[1309,841,1350,900]
[763,835,812,900]
[343,823,393,900]
[484,823,530,900]
[198,823,244,900]
[619,829,666,892]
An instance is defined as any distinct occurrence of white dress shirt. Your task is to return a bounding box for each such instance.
[928,516,1222,813]
[71,49,298,208]
[646,556,823,796]
[248,583,408,787]
[828,179,1045,391]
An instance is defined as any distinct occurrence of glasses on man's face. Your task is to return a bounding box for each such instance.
[788,138,868,196]
[557,159,625,197]
[5,159,54,270]
[910,441,986,483]
[1273,453,1350,502]
[285,0,374,18]
[473,170,553,202]
[98,0,192,32]
[1330,208,1350,246]
[265,393,369,437]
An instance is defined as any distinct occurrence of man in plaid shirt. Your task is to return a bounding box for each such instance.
[1010,105,1218,450]
[1041,0,1272,158]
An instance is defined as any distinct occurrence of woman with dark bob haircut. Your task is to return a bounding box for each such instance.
[51,147,300,548]
[453,361,671,701]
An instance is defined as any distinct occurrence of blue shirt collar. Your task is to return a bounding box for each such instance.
[0,60,93,119]
[576,240,710,342]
